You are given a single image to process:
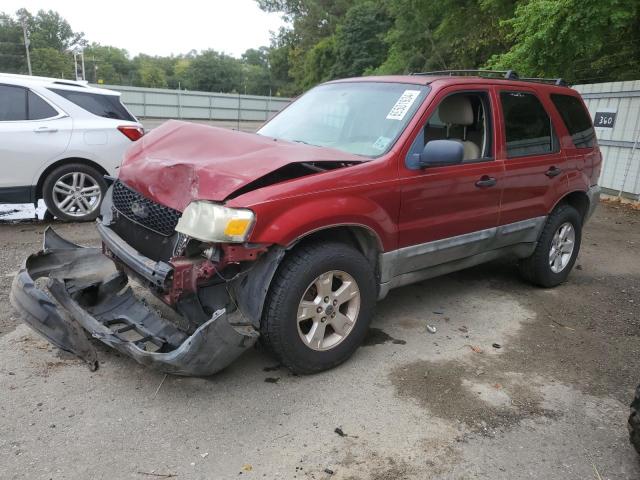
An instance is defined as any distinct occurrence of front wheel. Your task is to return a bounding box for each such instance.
[518,204,582,287]
[261,242,376,374]
[42,163,107,222]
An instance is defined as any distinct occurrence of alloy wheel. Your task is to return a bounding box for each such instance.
[52,172,102,218]
[296,270,361,351]
[549,221,575,273]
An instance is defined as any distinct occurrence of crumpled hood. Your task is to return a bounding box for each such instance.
[118,120,363,211]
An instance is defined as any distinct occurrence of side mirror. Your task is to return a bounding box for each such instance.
[418,140,464,168]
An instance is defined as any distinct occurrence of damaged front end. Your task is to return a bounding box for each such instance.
[10,224,266,377]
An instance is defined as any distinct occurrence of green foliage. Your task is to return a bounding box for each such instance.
[185,50,243,92]
[30,46,73,78]
[488,0,640,83]
[332,1,392,78]
[0,13,25,73]
[83,44,132,84]
[136,59,167,88]
[1,3,637,97]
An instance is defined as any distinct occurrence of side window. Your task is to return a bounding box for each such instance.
[28,91,58,120]
[47,88,136,121]
[500,92,556,157]
[0,85,28,121]
[550,94,595,149]
[406,91,492,167]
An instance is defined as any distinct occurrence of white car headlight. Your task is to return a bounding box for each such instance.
[175,201,255,243]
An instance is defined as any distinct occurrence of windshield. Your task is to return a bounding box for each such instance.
[258,82,429,157]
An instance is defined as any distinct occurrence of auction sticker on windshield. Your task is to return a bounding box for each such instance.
[386,90,421,121]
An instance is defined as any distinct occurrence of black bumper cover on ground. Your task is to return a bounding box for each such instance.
[9,228,258,376]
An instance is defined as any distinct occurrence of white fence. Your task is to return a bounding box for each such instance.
[95,84,292,123]
[574,81,640,199]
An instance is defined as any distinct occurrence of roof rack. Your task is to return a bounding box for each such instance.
[411,69,520,79]
[410,69,567,86]
[518,77,568,87]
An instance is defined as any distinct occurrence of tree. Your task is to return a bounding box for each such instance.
[83,43,132,84]
[488,0,640,83]
[332,1,392,78]
[26,9,85,51]
[0,13,26,73]
[136,58,168,88]
[185,50,243,92]
[30,47,74,78]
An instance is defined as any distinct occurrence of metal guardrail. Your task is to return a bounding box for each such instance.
[94,84,292,123]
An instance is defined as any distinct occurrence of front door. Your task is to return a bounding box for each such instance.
[395,86,504,276]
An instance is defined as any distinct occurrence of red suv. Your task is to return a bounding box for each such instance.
[11,71,601,376]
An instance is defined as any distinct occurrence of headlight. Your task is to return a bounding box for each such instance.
[175,201,255,243]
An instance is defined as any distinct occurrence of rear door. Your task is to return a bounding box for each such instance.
[0,84,72,192]
[496,88,568,226]
[549,93,600,188]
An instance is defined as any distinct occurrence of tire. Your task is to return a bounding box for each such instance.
[42,163,107,222]
[518,203,582,287]
[261,242,376,374]
[629,385,640,455]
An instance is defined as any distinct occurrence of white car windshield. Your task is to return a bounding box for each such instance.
[258,82,429,158]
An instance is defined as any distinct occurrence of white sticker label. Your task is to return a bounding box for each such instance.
[372,136,391,151]
[386,90,421,121]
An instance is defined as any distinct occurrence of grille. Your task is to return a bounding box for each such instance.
[111,180,181,236]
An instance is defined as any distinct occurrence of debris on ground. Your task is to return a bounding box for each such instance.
[137,471,177,478]
[426,325,437,334]
[242,464,253,472]
[264,377,280,383]
[334,427,346,437]
[492,343,502,349]
[200,452,209,458]
[324,468,334,475]
[458,326,469,333]
[263,365,281,372]
[468,345,483,354]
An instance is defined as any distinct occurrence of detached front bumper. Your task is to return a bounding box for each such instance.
[9,228,258,376]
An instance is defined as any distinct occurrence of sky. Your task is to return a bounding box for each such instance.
[2,0,287,58]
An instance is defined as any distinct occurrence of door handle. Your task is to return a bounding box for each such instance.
[33,127,58,133]
[475,176,497,188]
[545,166,562,178]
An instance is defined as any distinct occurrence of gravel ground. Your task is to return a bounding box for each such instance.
[0,202,639,479]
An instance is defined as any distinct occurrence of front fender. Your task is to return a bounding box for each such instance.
[247,194,395,250]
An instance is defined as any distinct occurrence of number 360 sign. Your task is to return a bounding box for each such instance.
[594,108,617,129]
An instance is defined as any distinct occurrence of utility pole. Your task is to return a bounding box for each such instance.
[21,19,32,75]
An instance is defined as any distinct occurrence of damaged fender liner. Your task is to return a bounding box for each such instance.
[9,228,258,376]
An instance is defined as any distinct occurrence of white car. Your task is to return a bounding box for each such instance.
[0,73,144,221]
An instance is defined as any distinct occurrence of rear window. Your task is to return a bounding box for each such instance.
[48,88,135,121]
[551,94,595,148]
[500,92,555,157]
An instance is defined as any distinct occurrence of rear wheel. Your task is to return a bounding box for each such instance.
[519,204,582,287]
[261,242,376,374]
[42,163,107,222]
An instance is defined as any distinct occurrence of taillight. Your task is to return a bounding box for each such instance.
[118,125,145,141]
